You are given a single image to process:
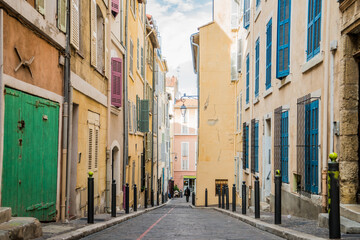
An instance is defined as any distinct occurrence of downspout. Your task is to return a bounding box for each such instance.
[123,0,129,191]
[321,0,331,211]
[106,3,111,213]
[329,41,337,154]
[62,0,71,222]
[155,51,159,202]
[150,38,155,201]
[0,10,3,205]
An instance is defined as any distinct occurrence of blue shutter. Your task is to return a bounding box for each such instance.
[255,122,259,172]
[305,100,319,194]
[276,0,291,78]
[281,111,289,183]
[243,0,250,29]
[255,38,260,97]
[266,19,272,90]
[246,54,250,104]
[307,0,321,60]
[246,125,249,168]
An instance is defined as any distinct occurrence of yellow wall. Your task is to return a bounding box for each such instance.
[196,22,235,206]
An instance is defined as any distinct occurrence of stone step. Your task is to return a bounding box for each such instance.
[0,208,11,225]
[340,204,360,223]
[318,213,360,234]
[0,217,42,240]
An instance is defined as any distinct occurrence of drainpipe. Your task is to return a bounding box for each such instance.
[150,34,155,200]
[330,41,337,154]
[155,52,159,202]
[123,0,129,191]
[0,9,4,205]
[321,0,331,211]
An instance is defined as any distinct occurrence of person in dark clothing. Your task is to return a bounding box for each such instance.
[185,187,190,202]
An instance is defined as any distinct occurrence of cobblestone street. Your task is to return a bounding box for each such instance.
[83,198,283,240]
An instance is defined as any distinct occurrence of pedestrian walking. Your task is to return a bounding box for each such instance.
[185,187,190,202]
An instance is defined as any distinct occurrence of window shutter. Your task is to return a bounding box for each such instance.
[130,40,134,75]
[140,100,149,132]
[237,39,242,73]
[111,58,123,107]
[266,19,272,89]
[95,128,99,169]
[91,0,97,67]
[231,47,237,81]
[133,103,137,133]
[246,54,250,104]
[251,119,255,173]
[136,95,140,130]
[88,128,93,170]
[141,47,144,77]
[255,38,260,97]
[56,0,67,33]
[242,123,247,169]
[128,101,132,131]
[274,106,282,175]
[69,0,79,48]
[276,0,291,78]
[36,0,45,15]
[111,0,119,16]
[243,0,250,29]
[231,0,239,29]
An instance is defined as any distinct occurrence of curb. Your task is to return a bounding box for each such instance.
[48,202,169,240]
[191,205,325,240]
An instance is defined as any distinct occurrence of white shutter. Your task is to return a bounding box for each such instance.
[231,0,239,29]
[91,0,97,67]
[237,38,242,73]
[231,44,237,81]
[70,0,80,50]
[236,96,239,131]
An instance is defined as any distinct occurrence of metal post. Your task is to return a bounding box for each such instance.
[157,191,159,206]
[151,189,154,207]
[111,180,116,217]
[192,192,195,206]
[328,153,340,239]
[232,184,236,212]
[242,181,246,215]
[275,170,281,224]
[222,185,225,209]
[205,188,208,207]
[145,188,148,209]
[125,183,129,214]
[162,192,164,204]
[88,172,94,224]
[217,187,221,208]
[226,185,229,210]
[255,176,260,219]
[133,184,137,212]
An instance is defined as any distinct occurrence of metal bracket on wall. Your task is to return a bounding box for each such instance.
[14,47,35,78]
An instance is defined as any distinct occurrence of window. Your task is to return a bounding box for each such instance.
[255,38,260,98]
[111,58,123,107]
[70,0,81,50]
[254,122,259,172]
[88,111,100,171]
[111,0,120,17]
[243,0,250,29]
[266,19,272,90]
[243,123,249,169]
[96,5,104,73]
[231,43,238,81]
[141,47,144,77]
[256,0,261,9]
[281,111,289,183]
[305,100,319,194]
[215,179,228,196]
[137,39,140,71]
[139,99,149,133]
[130,39,134,76]
[181,112,188,134]
[231,0,239,29]
[307,0,322,60]
[128,101,132,132]
[277,0,291,78]
[36,0,45,15]
[246,54,250,104]
[58,0,67,32]
[237,38,242,73]
[90,0,97,67]
[181,142,189,170]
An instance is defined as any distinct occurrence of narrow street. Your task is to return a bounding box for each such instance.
[83,198,283,240]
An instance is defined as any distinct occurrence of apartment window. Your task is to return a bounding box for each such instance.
[277,0,291,78]
[243,0,250,29]
[231,0,239,29]
[255,38,260,98]
[111,0,120,17]
[137,39,140,71]
[128,101,132,132]
[307,0,322,60]
[237,38,242,73]
[281,111,289,183]
[130,0,136,17]
[243,123,249,169]
[305,100,319,194]
[181,142,189,170]
[141,47,144,77]
[88,111,100,171]
[36,0,45,15]
[58,0,67,32]
[246,54,250,104]
[111,58,123,107]
[130,39,134,76]
[215,179,228,196]
[254,122,259,172]
[266,19,272,90]
[231,43,238,81]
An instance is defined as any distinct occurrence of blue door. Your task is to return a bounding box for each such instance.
[281,111,289,183]
[305,100,319,194]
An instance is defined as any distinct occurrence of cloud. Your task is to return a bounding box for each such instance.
[147,0,212,95]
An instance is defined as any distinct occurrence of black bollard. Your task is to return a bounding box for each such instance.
[162,192,164,204]
[157,191,159,206]
[232,184,236,212]
[218,187,221,208]
[133,184,137,212]
[125,183,129,214]
[205,188,208,207]
[226,185,229,210]
[222,185,225,209]
[88,172,94,223]
[328,153,340,239]
[242,181,246,215]
[145,188,148,208]
[275,170,281,224]
[111,180,116,217]
[192,192,195,206]
[255,176,260,218]
[151,189,154,207]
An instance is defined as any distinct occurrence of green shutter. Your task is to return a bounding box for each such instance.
[136,95,140,131]
[140,100,149,132]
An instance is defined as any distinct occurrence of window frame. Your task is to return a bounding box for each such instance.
[266,18,272,90]
[276,0,291,79]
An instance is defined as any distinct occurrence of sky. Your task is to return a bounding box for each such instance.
[147,0,213,96]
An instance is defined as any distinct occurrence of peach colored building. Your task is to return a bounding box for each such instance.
[173,98,198,192]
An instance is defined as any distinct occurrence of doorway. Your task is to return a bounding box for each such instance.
[262,117,272,200]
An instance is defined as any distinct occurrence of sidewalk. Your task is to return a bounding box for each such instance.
[192,204,360,240]
[35,202,169,240]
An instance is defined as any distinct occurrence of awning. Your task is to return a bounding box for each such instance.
[183,176,196,179]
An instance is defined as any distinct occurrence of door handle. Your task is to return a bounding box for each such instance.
[19,180,21,185]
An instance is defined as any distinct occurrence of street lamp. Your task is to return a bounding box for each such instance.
[180,97,187,117]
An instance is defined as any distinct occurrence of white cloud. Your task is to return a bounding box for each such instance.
[147,0,212,95]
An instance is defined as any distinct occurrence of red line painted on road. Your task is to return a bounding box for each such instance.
[137,207,175,240]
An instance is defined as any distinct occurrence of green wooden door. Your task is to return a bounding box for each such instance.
[2,88,59,221]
